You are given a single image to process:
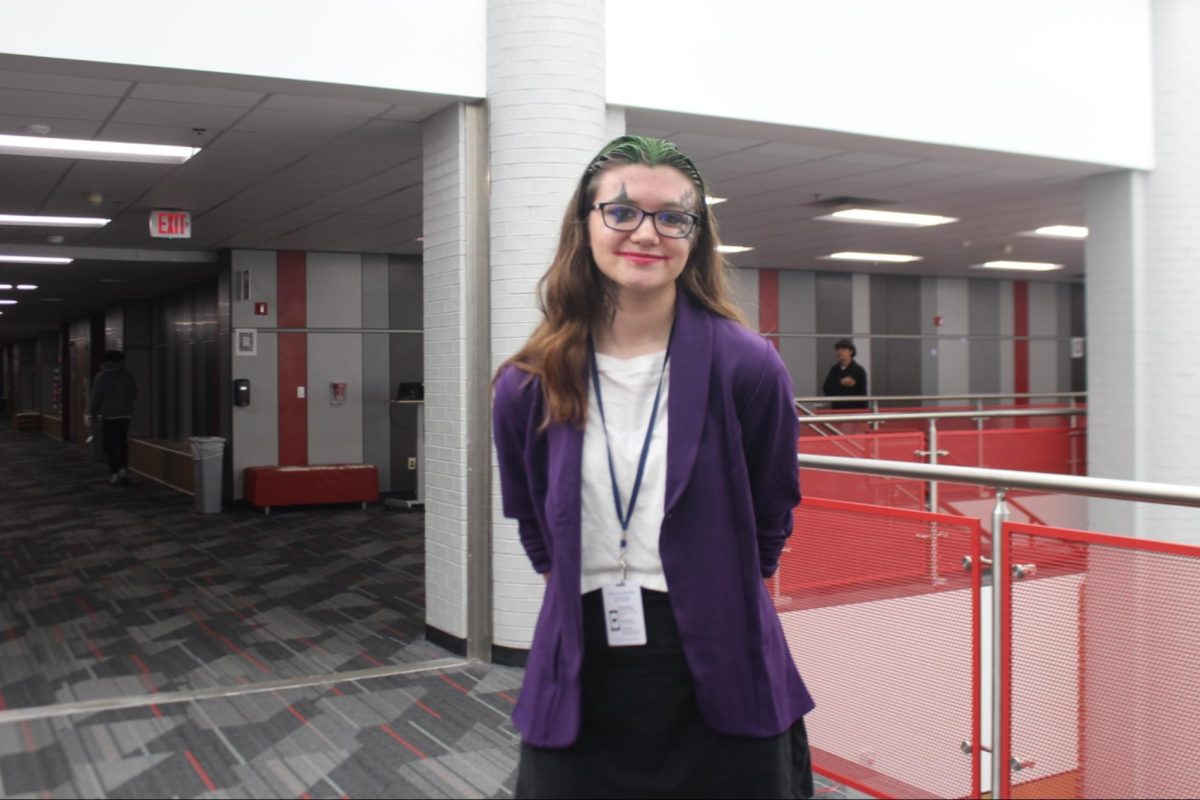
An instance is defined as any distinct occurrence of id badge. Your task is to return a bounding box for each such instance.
[601,583,647,647]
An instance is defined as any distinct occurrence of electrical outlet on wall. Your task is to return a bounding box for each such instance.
[407,457,417,470]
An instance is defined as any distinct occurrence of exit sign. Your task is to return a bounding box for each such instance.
[149,209,191,239]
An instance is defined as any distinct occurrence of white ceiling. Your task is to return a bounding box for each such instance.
[0,56,1111,343]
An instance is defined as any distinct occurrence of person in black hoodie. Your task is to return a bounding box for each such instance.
[821,338,868,410]
[88,350,137,485]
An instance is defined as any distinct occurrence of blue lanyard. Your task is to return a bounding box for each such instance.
[587,324,674,550]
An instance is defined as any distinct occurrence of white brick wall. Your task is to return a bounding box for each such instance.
[488,0,610,648]
[1085,0,1200,543]
[422,104,472,637]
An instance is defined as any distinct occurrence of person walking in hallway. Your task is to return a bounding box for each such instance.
[493,135,814,799]
[88,350,137,485]
[822,338,868,410]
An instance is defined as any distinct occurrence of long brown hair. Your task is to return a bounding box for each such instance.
[500,135,745,427]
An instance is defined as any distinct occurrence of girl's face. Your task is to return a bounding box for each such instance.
[587,164,699,304]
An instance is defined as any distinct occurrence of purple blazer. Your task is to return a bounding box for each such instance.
[493,291,814,748]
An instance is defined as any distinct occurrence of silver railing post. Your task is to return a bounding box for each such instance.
[991,488,1009,799]
[927,418,940,513]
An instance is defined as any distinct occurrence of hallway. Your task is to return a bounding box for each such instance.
[0,427,523,797]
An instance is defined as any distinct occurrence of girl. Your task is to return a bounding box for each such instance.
[493,135,813,799]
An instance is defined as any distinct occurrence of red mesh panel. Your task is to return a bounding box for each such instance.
[798,432,926,510]
[939,428,1073,475]
[1003,522,1200,799]
[779,498,981,798]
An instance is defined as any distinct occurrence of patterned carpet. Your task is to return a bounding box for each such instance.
[0,664,524,799]
[0,430,445,709]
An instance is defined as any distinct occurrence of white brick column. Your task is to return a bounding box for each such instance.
[488,0,611,651]
[422,102,489,645]
[1085,0,1200,544]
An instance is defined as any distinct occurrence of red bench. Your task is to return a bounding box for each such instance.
[243,464,379,514]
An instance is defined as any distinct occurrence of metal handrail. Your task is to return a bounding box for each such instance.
[799,407,1086,425]
[796,453,1200,799]
[796,454,1200,506]
[796,391,1085,405]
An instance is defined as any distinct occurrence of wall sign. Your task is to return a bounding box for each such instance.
[235,328,257,357]
[149,209,191,239]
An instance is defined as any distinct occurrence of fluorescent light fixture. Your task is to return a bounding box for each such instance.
[705,196,727,206]
[0,284,9,289]
[0,255,73,264]
[0,134,200,164]
[716,245,754,254]
[0,299,16,305]
[1021,224,1088,239]
[816,208,958,227]
[17,284,38,290]
[972,260,1064,272]
[0,213,110,227]
[822,251,922,263]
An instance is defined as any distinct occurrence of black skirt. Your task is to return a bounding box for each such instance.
[516,588,813,800]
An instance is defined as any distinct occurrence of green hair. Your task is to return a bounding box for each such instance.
[580,135,706,210]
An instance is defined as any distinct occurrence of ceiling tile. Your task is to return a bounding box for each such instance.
[130,82,264,107]
[110,98,247,129]
[0,70,130,97]
[0,88,121,120]
[233,108,365,137]
[261,94,393,117]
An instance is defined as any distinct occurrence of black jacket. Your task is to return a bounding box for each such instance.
[822,361,868,409]
[89,363,138,419]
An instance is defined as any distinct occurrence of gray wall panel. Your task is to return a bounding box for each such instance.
[363,333,391,491]
[969,280,1001,394]
[1028,281,1058,392]
[308,333,364,465]
[778,271,817,396]
[232,331,278,499]
[870,275,922,399]
[231,250,276,329]
[920,278,938,397]
[389,255,423,494]
[1070,283,1086,391]
[308,252,362,329]
[935,279,970,402]
[362,254,390,329]
[815,272,852,393]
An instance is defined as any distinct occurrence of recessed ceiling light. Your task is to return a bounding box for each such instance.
[0,133,200,164]
[0,255,74,264]
[705,196,727,206]
[1019,225,1088,239]
[971,260,1064,272]
[0,213,111,227]
[821,251,922,263]
[815,208,958,227]
[0,299,17,305]
[716,245,754,254]
[16,284,37,290]
[0,284,10,290]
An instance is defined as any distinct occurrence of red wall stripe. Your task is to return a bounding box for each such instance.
[277,251,308,465]
[1013,280,1029,407]
[277,251,306,328]
[758,269,780,351]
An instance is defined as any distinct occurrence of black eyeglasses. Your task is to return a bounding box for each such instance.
[591,202,699,239]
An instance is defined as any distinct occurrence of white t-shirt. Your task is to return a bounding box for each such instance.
[581,349,669,594]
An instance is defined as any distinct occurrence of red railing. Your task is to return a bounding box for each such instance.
[777,498,981,799]
[778,495,1200,799]
[1001,522,1200,799]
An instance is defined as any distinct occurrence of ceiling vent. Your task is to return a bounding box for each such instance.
[807,195,893,209]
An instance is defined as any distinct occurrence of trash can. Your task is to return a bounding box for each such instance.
[189,436,225,513]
